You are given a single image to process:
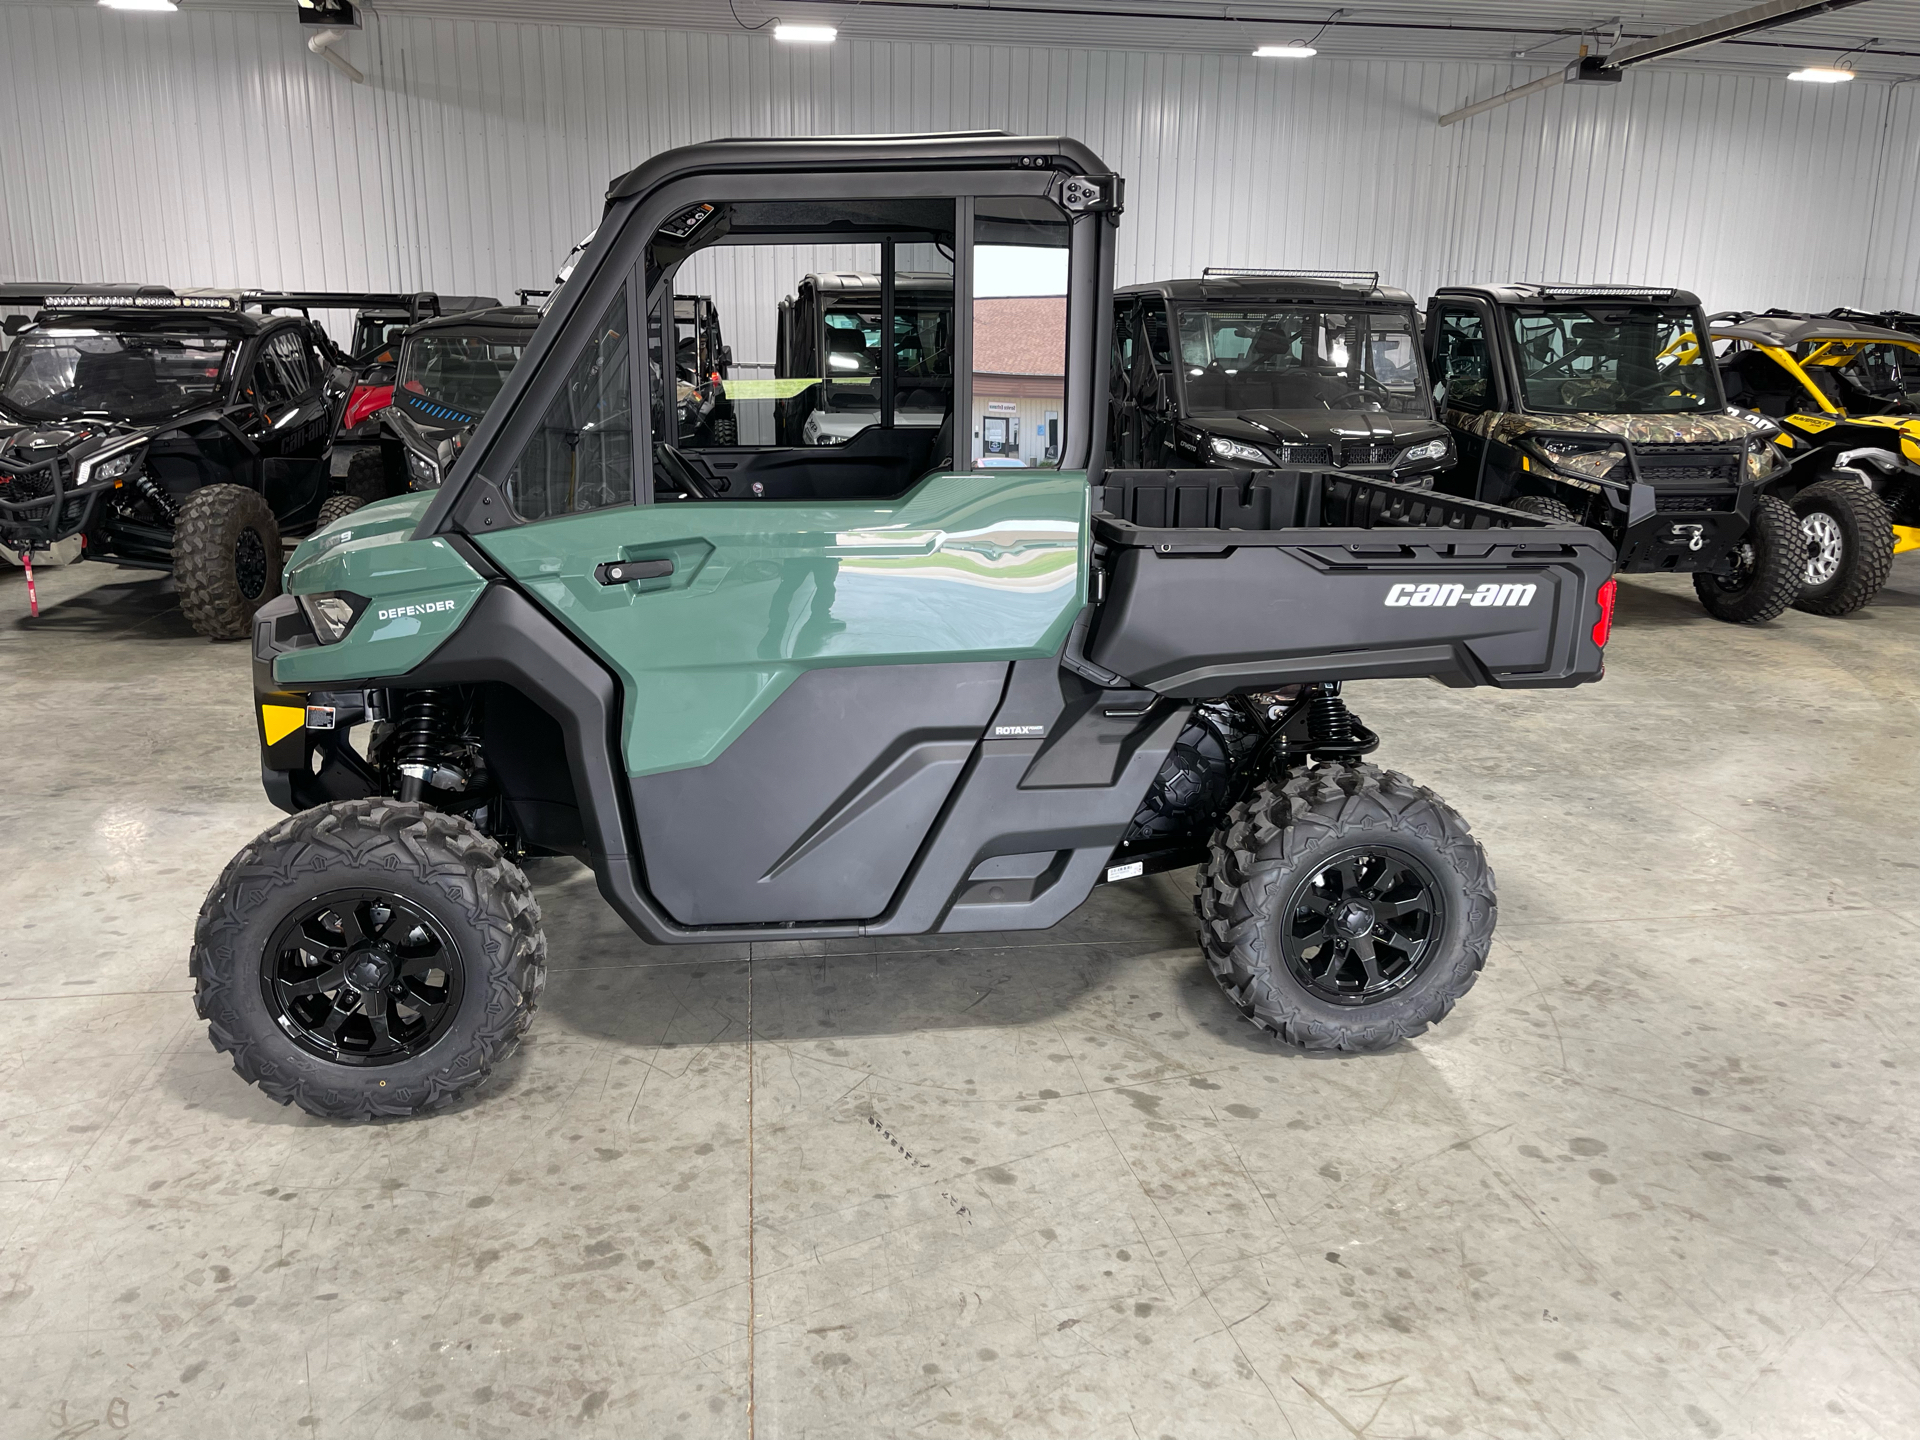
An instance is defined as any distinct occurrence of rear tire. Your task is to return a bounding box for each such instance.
[316,494,365,529]
[1508,493,1579,524]
[1692,493,1799,624]
[1791,476,1893,617]
[1197,762,1494,1051]
[710,415,737,447]
[174,483,281,640]
[191,799,546,1121]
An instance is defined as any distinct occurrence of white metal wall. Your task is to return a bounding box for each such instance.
[3,3,1917,330]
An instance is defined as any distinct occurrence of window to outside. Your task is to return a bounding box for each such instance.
[1509,306,1718,414]
[504,289,632,521]
[1173,307,1427,416]
[0,329,231,422]
[1431,309,1490,412]
[399,335,528,423]
[972,197,1070,467]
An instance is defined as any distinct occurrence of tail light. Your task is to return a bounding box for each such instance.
[343,383,394,431]
[1591,577,1618,648]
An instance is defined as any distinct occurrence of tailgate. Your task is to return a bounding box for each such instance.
[1084,472,1617,694]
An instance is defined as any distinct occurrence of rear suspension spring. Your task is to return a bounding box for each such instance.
[1303,682,1380,761]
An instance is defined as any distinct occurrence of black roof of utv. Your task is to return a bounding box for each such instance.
[1121,273,1415,307]
[404,304,541,340]
[605,131,1113,203]
[1708,309,1918,350]
[1436,281,1703,308]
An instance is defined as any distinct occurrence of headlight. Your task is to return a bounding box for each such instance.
[1210,436,1270,465]
[1519,434,1626,485]
[296,591,369,645]
[1394,437,1452,466]
[75,440,147,489]
[405,448,441,490]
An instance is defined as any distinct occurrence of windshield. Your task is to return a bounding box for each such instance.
[1173,307,1427,415]
[1510,306,1718,414]
[396,335,526,421]
[820,304,951,411]
[0,329,231,422]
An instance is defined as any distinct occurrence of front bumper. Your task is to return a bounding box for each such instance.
[252,593,381,813]
[1613,483,1754,573]
[0,453,101,550]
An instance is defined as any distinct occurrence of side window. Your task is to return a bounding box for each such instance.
[504,289,633,521]
[1431,308,1490,412]
[971,196,1070,468]
[273,330,316,396]
[250,334,295,409]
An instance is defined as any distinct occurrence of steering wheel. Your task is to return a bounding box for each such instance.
[1328,375,1392,410]
[653,443,718,500]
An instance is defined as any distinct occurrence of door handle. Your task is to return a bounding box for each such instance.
[595,557,675,586]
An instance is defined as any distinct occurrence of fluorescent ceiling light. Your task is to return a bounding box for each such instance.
[99,0,178,9]
[1788,66,1854,82]
[1255,44,1316,59]
[774,23,836,43]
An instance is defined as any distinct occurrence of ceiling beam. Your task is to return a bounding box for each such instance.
[1438,0,1871,127]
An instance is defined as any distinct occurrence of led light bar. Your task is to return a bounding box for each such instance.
[1540,283,1676,300]
[1203,267,1380,289]
[44,293,239,310]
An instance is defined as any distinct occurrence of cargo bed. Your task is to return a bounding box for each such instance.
[1084,469,1618,694]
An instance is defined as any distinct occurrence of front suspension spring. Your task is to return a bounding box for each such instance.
[394,689,456,800]
[133,473,178,525]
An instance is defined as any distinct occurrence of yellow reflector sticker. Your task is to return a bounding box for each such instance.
[261,704,306,746]
[717,377,871,400]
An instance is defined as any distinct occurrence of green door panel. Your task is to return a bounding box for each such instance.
[276,494,488,685]
[476,469,1089,778]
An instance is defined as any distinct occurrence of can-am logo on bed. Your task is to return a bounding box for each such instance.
[1384,582,1537,608]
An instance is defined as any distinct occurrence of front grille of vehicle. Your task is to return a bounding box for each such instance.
[1341,442,1397,466]
[1633,442,1743,485]
[1653,491,1738,513]
[0,460,61,506]
[1279,444,1333,466]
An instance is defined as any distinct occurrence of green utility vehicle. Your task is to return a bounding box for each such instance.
[194,134,1618,1119]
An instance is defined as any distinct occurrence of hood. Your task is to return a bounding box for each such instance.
[1469,410,1753,447]
[1199,409,1444,446]
[289,491,436,574]
[0,418,142,465]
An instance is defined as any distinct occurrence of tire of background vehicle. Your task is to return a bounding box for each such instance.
[1691,493,1800,625]
[1791,476,1894,618]
[1507,493,1579,524]
[315,494,365,529]
[1196,762,1495,1051]
[711,416,737,446]
[190,798,547,1121]
[343,447,392,503]
[173,483,283,641]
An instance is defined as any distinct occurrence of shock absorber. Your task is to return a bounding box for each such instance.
[132,473,178,525]
[1303,682,1380,762]
[393,689,466,802]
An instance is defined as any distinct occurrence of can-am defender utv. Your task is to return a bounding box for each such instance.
[1425,283,1799,624]
[1708,309,1917,615]
[192,133,1617,1121]
[0,288,360,638]
[330,304,540,499]
[773,270,953,447]
[1110,269,1452,482]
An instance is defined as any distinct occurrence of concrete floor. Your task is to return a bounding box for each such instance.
[0,552,1916,1440]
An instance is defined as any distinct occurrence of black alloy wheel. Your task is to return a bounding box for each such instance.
[235,525,270,602]
[261,890,463,1065]
[1282,845,1443,1005]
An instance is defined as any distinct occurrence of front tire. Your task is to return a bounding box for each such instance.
[343,447,397,503]
[174,483,282,640]
[1692,493,1799,624]
[1508,493,1580,524]
[1791,476,1893,617]
[1197,763,1494,1051]
[191,799,546,1120]
[315,493,365,529]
